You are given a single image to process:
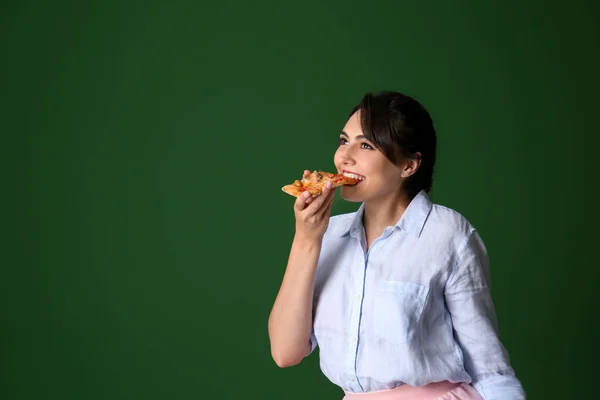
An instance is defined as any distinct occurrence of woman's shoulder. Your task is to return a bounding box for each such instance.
[425,202,477,238]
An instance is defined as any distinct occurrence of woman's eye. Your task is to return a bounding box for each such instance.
[339,138,348,145]
[361,143,373,150]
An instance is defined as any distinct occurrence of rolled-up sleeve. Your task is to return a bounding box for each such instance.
[445,229,526,400]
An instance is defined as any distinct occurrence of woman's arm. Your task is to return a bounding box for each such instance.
[268,235,321,367]
[445,229,526,400]
[268,178,336,368]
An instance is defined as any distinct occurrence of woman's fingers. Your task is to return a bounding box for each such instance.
[294,180,336,216]
[294,190,312,212]
[306,182,333,213]
[317,185,336,218]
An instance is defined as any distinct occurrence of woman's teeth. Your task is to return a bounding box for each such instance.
[343,172,365,181]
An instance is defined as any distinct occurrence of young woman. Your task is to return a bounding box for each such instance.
[268,91,525,400]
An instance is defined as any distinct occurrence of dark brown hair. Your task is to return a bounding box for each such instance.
[350,91,437,199]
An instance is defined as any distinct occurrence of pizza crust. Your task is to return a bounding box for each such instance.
[281,184,309,197]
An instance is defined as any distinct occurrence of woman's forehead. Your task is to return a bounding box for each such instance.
[342,112,364,136]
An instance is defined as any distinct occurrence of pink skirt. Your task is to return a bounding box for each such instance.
[342,381,483,400]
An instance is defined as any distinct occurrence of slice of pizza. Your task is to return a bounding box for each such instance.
[281,170,359,197]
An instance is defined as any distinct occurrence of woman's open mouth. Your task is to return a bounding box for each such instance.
[343,171,365,182]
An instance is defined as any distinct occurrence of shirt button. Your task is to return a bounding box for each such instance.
[355,294,361,301]
[351,378,356,382]
[352,337,358,343]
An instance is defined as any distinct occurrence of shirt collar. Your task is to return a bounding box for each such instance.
[341,190,433,238]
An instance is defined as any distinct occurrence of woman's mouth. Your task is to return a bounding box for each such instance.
[342,171,365,182]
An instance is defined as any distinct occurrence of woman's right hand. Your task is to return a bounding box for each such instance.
[294,170,337,242]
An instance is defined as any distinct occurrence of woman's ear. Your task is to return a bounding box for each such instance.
[400,152,422,178]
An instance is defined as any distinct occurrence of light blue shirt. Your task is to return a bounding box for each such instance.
[309,191,525,400]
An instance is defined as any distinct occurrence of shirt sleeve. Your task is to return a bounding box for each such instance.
[307,329,318,355]
[445,229,526,400]
[306,297,318,357]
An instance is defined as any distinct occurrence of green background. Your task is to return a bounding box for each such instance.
[2,0,598,399]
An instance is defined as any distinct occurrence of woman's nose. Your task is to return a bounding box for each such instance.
[338,148,356,165]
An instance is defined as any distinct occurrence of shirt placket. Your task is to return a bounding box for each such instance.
[345,228,395,392]
[345,243,366,392]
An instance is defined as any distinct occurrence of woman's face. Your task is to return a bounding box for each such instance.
[334,111,408,203]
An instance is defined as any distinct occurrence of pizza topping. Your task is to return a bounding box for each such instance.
[281,170,359,198]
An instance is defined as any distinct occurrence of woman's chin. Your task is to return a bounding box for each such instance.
[340,186,364,202]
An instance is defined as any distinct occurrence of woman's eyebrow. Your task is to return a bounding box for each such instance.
[340,131,367,140]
